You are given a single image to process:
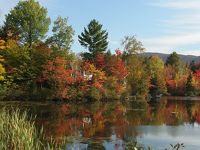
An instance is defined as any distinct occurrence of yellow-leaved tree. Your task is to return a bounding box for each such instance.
[0,40,6,81]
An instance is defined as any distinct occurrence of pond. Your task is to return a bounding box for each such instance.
[1,96,200,150]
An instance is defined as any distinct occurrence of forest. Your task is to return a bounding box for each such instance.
[1,0,200,102]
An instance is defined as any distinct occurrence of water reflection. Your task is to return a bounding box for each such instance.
[1,97,200,149]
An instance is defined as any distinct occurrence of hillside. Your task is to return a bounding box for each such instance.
[142,52,200,64]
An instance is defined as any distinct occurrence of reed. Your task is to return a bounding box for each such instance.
[0,108,63,150]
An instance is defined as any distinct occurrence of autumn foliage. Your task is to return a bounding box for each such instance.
[0,0,200,101]
[0,40,6,81]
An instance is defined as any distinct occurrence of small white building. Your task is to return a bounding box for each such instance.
[83,71,93,81]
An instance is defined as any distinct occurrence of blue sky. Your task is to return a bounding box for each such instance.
[1,0,200,56]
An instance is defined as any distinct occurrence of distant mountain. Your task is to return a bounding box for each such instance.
[142,52,200,64]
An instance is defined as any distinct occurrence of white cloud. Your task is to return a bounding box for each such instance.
[141,33,200,55]
[163,14,200,27]
[143,33,200,47]
[154,0,200,9]
[144,0,200,56]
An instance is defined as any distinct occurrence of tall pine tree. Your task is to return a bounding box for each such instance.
[78,19,108,61]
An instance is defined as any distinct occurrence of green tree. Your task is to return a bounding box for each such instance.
[166,51,188,78]
[122,36,145,56]
[2,40,34,82]
[1,40,56,100]
[166,52,181,67]
[4,0,50,47]
[78,19,108,60]
[121,37,148,98]
[185,73,196,96]
[126,55,150,98]
[0,26,7,41]
[46,16,74,51]
[147,56,167,96]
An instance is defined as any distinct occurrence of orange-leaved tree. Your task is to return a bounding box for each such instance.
[40,57,76,99]
[82,61,106,100]
[103,50,128,98]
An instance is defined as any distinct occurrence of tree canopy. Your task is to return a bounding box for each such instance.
[4,0,50,47]
[78,19,108,60]
[122,36,145,56]
[0,0,199,101]
[166,52,181,67]
[46,16,74,50]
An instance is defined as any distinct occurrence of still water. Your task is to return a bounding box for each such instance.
[1,97,200,150]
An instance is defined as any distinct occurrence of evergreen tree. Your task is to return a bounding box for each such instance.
[189,60,196,72]
[185,73,196,96]
[78,19,108,60]
[166,52,180,67]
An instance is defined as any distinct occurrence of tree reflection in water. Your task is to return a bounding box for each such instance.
[2,97,200,149]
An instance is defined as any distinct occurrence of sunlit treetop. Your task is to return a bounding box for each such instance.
[4,0,51,47]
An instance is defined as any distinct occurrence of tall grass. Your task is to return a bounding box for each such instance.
[0,108,64,150]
